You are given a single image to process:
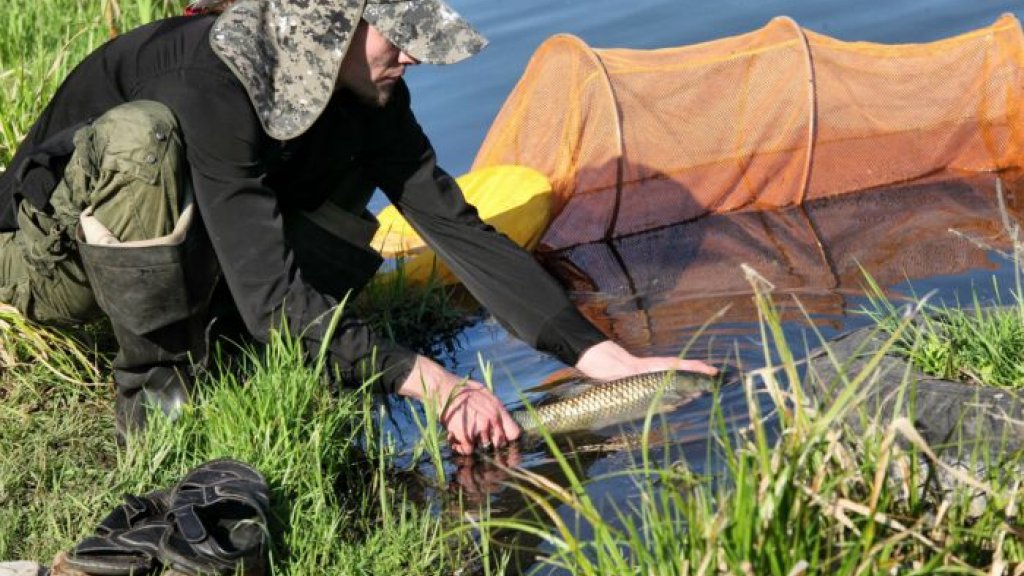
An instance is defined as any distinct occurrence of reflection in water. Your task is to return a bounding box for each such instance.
[540,174,1024,367]
[442,174,1024,572]
[374,174,1024,573]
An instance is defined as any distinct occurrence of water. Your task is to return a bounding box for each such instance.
[403,0,1024,177]
[377,0,1024,570]
[424,174,1021,572]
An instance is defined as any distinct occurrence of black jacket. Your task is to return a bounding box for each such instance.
[0,15,606,391]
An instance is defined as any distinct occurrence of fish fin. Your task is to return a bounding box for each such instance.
[549,382,595,400]
[656,388,705,412]
[523,367,588,393]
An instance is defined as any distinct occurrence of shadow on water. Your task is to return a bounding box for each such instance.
[541,172,1024,368]
[431,171,1024,573]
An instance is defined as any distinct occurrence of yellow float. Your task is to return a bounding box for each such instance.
[371,164,554,287]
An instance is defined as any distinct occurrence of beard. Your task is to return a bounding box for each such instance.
[344,79,395,108]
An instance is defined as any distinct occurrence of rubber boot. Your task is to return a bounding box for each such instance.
[77,203,220,442]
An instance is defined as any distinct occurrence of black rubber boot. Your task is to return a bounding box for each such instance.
[77,204,220,442]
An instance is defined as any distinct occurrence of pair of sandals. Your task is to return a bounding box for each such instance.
[65,459,270,575]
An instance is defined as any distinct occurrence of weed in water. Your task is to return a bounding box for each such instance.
[860,179,1024,390]
[468,267,1024,575]
[862,273,1024,389]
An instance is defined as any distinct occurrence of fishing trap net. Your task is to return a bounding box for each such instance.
[472,14,1024,251]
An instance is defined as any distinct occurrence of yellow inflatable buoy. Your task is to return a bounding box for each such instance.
[372,165,553,287]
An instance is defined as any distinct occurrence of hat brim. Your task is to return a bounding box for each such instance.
[211,0,367,140]
[363,0,488,65]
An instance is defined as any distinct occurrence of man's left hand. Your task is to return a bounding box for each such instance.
[574,340,717,381]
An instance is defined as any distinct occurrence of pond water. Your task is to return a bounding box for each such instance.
[376,0,1024,570]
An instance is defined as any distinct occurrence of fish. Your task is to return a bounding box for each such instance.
[508,370,716,436]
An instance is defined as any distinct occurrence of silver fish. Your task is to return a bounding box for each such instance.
[509,370,715,436]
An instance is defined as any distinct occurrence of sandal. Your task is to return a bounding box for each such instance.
[64,491,171,576]
[159,459,270,575]
[94,491,170,536]
[63,522,167,576]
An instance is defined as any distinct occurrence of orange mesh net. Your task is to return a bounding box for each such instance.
[472,15,1024,251]
[537,173,1024,357]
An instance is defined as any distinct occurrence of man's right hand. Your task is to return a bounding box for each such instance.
[396,355,521,456]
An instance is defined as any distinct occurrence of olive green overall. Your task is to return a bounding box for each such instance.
[0,100,384,440]
[1,101,188,325]
[0,101,216,439]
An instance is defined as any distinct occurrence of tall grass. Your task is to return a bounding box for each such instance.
[862,274,1024,390]
[473,266,1024,575]
[0,307,477,573]
[119,322,473,574]
[0,0,183,171]
[355,259,469,361]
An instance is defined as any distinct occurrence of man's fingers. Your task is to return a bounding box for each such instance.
[440,383,525,455]
[448,420,476,456]
[498,406,521,442]
[643,358,718,376]
[678,359,718,376]
[476,421,494,450]
[452,426,475,456]
[489,417,507,449]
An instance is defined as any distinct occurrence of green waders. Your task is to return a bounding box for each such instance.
[0,100,385,441]
[0,101,219,440]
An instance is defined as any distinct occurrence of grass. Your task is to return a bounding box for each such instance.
[860,180,1024,390]
[469,267,1024,575]
[354,259,470,361]
[1,0,164,170]
[3,0,1024,573]
[0,309,115,557]
[862,274,1024,390]
[0,305,480,573]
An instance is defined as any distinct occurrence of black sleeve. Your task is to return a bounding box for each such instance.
[373,86,607,365]
[157,72,417,392]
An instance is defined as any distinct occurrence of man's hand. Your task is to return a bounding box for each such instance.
[396,355,521,456]
[575,340,717,381]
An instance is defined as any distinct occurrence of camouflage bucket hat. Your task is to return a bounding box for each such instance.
[209,0,486,141]
[210,0,367,141]
[363,0,488,65]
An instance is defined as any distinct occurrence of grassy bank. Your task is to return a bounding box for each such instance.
[4,272,1021,574]
[0,304,480,572]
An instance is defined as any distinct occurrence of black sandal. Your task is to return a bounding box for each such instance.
[159,459,270,575]
[63,522,167,576]
[64,491,170,576]
[95,491,170,536]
